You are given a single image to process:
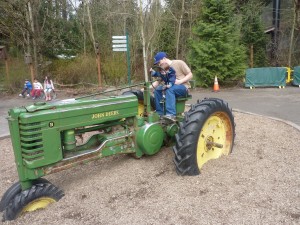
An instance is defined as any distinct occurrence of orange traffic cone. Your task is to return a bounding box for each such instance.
[213,76,220,92]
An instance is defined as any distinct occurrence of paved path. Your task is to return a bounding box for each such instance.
[189,86,300,128]
[1,86,300,139]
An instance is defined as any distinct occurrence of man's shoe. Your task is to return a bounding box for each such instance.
[26,94,30,97]
[19,94,22,97]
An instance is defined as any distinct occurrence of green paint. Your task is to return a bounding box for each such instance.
[5,83,192,194]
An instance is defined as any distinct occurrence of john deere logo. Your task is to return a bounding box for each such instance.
[49,122,54,127]
[92,110,119,119]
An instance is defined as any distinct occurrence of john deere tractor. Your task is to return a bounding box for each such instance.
[0,67,235,221]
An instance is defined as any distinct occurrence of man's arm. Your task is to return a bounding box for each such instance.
[175,71,193,85]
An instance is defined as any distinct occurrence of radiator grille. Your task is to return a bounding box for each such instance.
[19,122,44,161]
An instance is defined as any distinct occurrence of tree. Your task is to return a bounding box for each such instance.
[241,0,267,67]
[188,0,247,87]
[156,0,201,60]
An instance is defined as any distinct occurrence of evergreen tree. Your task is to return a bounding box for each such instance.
[241,1,267,67]
[188,0,247,87]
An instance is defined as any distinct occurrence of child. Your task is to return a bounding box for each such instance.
[44,76,55,101]
[31,78,43,99]
[151,62,176,99]
[19,79,32,98]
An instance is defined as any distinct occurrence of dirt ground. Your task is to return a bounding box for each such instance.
[0,111,299,225]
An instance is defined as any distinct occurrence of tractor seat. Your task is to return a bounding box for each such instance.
[176,94,192,102]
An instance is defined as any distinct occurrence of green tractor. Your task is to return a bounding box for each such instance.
[0,68,235,221]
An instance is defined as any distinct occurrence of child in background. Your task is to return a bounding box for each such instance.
[31,78,43,99]
[43,76,55,101]
[19,79,32,98]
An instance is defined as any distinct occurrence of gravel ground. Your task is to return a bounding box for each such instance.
[0,112,300,225]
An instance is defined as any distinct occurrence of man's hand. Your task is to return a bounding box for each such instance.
[175,72,193,85]
[175,79,181,85]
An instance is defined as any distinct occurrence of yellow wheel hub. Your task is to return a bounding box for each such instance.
[197,113,233,169]
[22,197,56,213]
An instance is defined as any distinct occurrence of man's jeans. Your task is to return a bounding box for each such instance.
[154,84,188,116]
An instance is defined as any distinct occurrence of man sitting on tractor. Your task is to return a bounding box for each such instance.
[151,52,193,119]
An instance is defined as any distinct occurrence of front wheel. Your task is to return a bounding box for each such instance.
[173,98,235,176]
[0,178,51,212]
[3,183,64,221]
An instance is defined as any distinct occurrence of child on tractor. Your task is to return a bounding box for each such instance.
[150,62,176,100]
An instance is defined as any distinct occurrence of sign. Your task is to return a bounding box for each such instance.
[113,48,127,52]
[112,44,127,48]
[112,33,131,85]
[112,36,126,39]
[112,40,127,44]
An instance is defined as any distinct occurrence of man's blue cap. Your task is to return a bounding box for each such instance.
[154,52,167,64]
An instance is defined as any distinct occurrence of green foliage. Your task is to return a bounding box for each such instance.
[38,1,82,58]
[0,58,30,93]
[50,55,97,84]
[240,1,267,67]
[102,54,128,86]
[50,53,128,87]
[188,0,247,87]
[155,20,177,58]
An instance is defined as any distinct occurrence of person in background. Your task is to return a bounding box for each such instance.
[19,79,32,98]
[44,75,55,101]
[31,78,43,100]
[151,52,193,119]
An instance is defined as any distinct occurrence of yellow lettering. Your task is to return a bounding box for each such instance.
[92,111,119,119]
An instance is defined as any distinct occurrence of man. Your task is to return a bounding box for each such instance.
[151,52,193,118]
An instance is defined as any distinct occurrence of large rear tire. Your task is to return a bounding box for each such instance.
[3,183,64,221]
[0,178,50,212]
[173,98,235,176]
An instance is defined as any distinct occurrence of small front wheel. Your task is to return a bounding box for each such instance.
[173,98,235,176]
[0,178,51,212]
[3,183,64,221]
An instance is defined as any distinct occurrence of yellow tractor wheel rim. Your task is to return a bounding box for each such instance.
[197,112,233,169]
[22,197,56,213]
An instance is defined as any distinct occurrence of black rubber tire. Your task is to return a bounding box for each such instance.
[173,98,235,176]
[122,90,156,110]
[3,183,64,221]
[0,178,50,212]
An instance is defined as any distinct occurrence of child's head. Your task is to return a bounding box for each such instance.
[160,62,170,71]
[159,62,170,75]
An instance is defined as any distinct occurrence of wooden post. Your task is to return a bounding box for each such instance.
[250,44,254,68]
[5,59,9,80]
[25,53,34,83]
[0,46,9,80]
[95,43,102,88]
[29,63,35,83]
